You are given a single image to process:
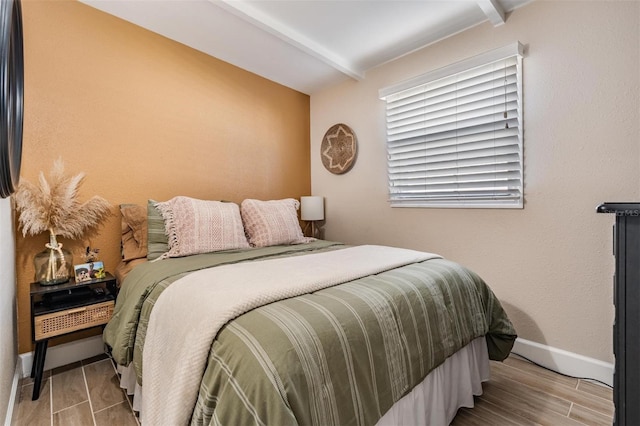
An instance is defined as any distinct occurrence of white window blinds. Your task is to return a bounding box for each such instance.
[380,42,524,208]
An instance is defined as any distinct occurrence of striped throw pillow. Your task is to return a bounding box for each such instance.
[147,199,169,261]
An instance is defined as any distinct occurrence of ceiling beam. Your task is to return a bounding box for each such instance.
[476,0,506,26]
[210,0,364,81]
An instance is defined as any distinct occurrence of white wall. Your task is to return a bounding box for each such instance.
[310,1,640,363]
[0,197,17,423]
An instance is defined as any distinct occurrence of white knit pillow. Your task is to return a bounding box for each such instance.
[155,197,249,258]
[240,198,307,247]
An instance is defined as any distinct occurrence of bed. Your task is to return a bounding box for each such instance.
[104,197,516,426]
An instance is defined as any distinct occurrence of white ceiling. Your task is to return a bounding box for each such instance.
[80,0,531,95]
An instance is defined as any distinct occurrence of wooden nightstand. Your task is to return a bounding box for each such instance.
[29,272,117,400]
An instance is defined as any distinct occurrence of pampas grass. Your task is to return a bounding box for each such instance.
[13,159,112,284]
[14,158,112,240]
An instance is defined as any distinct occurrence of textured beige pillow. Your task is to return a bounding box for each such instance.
[241,198,307,247]
[155,196,249,258]
[120,204,148,261]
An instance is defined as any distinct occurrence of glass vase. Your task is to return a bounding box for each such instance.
[33,234,73,285]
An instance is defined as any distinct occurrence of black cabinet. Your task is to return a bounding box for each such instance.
[29,273,117,400]
[597,203,640,426]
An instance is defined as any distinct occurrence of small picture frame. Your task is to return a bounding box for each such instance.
[74,261,106,283]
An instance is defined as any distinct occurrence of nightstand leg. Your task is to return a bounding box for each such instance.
[31,340,48,401]
[30,340,44,378]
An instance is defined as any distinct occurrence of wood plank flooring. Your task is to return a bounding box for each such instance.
[12,354,138,426]
[452,356,613,426]
[12,353,612,425]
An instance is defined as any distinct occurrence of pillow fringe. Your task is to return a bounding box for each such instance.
[155,201,180,260]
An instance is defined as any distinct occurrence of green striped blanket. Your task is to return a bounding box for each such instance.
[104,241,516,425]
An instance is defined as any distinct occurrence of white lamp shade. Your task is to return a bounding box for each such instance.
[301,196,324,221]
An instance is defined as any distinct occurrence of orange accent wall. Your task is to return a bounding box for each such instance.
[16,0,310,353]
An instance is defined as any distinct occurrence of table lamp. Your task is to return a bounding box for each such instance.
[301,196,324,238]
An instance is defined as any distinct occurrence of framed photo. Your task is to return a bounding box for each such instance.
[74,261,106,282]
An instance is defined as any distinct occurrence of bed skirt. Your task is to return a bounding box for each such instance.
[376,336,489,425]
[117,336,489,425]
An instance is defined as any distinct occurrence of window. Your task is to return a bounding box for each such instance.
[379,42,524,208]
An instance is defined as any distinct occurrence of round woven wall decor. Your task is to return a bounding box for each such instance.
[320,123,357,174]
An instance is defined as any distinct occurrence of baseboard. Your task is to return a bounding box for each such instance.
[3,359,21,426]
[13,335,614,395]
[19,335,105,378]
[512,338,614,387]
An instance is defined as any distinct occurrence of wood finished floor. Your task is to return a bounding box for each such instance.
[12,354,138,426]
[12,354,612,425]
[452,356,613,426]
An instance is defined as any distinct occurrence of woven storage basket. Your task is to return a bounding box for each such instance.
[34,300,114,340]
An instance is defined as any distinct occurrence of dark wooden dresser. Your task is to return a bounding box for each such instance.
[597,202,640,425]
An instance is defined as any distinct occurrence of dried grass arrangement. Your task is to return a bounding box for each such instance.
[14,159,112,284]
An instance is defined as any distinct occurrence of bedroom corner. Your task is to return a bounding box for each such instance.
[0,198,18,426]
[311,0,640,373]
[15,0,310,365]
